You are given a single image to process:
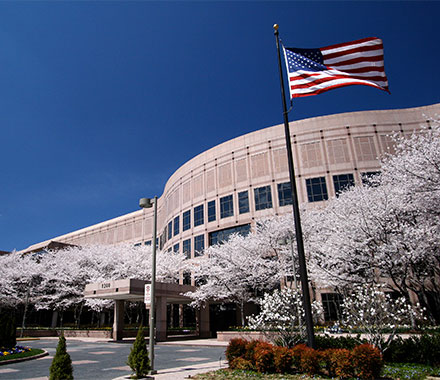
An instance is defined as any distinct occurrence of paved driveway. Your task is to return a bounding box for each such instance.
[0,339,227,380]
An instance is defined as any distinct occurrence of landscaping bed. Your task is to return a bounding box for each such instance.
[0,347,47,365]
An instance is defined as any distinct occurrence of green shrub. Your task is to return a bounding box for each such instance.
[127,325,150,378]
[226,338,248,366]
[315,334,363,350]
[352,343,383,379]
[384,336,419,363]
[384,333,440,366]
[419,332,440,366]
[0,309,16,349]
[49,334,73,380]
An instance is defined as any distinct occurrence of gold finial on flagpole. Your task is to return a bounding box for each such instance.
[273,24,279,31]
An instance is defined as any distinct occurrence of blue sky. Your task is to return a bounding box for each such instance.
[1,1,439,252]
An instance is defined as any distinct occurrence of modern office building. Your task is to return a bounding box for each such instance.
[20,103,439,263]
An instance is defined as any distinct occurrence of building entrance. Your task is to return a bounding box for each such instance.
[84,278,210,341]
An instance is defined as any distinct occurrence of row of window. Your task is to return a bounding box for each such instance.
[164,184,291,241]
[167,224,251,258]
[161,172,378,247]
[306,171,379,202]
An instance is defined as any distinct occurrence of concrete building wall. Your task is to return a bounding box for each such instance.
[20,103,440,261]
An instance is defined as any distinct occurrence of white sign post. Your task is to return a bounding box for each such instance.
[144,284,151,307]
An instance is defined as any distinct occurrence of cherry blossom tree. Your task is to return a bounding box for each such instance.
[0,252,44,332]
[185,233,285,326]
[35,243,186,326]
[306,121,440,322]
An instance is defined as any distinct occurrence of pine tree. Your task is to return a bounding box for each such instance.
[127,325,150,378]
[49,333,73,380]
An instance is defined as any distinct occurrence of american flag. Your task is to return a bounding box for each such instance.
[283,37,389,98]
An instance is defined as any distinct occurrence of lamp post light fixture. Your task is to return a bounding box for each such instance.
[139,196,158,374]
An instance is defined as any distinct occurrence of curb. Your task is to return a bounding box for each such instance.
[0,350,49,365]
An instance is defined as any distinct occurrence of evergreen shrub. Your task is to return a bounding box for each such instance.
[384,333,440,366]
[314,334,364,350]
[0,310,16,349]
[273,346,293,373]
[290,343,308,368]
[299,346,321,375]
[49,334,73,380]
[244,339,261,362]
[127,325,150,379]
[253,342,275,373]
[230,357,255,370]
[225,338,247,366]
[324,348,354,378]
[352,343,383,379]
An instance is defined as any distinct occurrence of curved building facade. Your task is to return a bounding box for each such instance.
[21,103,440,267]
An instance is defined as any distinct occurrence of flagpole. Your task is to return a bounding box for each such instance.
[273,24,315,349]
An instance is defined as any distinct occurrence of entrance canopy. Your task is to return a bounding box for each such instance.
[84,279,205,341]
[84,278,196,303]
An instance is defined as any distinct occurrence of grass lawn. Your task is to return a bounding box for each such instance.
[382,363,440,380]
[192,369,326,379]
[0,348,45,362]
[192,364,440,380]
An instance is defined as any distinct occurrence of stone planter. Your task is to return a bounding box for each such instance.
[17,329,112,339]
[216,330,280,342]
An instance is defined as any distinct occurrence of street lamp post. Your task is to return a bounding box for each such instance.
[280,237,301,329]
[139,196,158,375]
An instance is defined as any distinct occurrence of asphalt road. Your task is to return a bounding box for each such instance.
[0,339,226,380]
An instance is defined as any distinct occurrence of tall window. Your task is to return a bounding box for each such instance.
[333,173,355,196]
[183,210,191,231]
[194,235,205,257]
[183,239,191,259]
[167,221,172,240]
[220,195,234,218]
[254,185,273,210]
[306,177,329,202]
[238,191,249,214]
[321,293,343,321]
[173,216,180,236]
[277,182,293,207]
[173,243,179,253]
[194,204,204,227]
[208,200,216,222]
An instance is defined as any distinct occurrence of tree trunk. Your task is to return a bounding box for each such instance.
[51,311,58,328]
[20,288,31,338]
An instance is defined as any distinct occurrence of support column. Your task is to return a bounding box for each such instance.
[113,300,125,341]
[155,296,167,342]
[199,303,211,338]
[179,304,184,328]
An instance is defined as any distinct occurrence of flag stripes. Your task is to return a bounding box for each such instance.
[283,37,389,98]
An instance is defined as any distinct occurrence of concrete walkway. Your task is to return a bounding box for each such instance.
[115,339,229,380]
[3,337,228,380]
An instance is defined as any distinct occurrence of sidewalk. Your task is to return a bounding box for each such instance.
[113,339,228,380]
[113,359,228,380]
